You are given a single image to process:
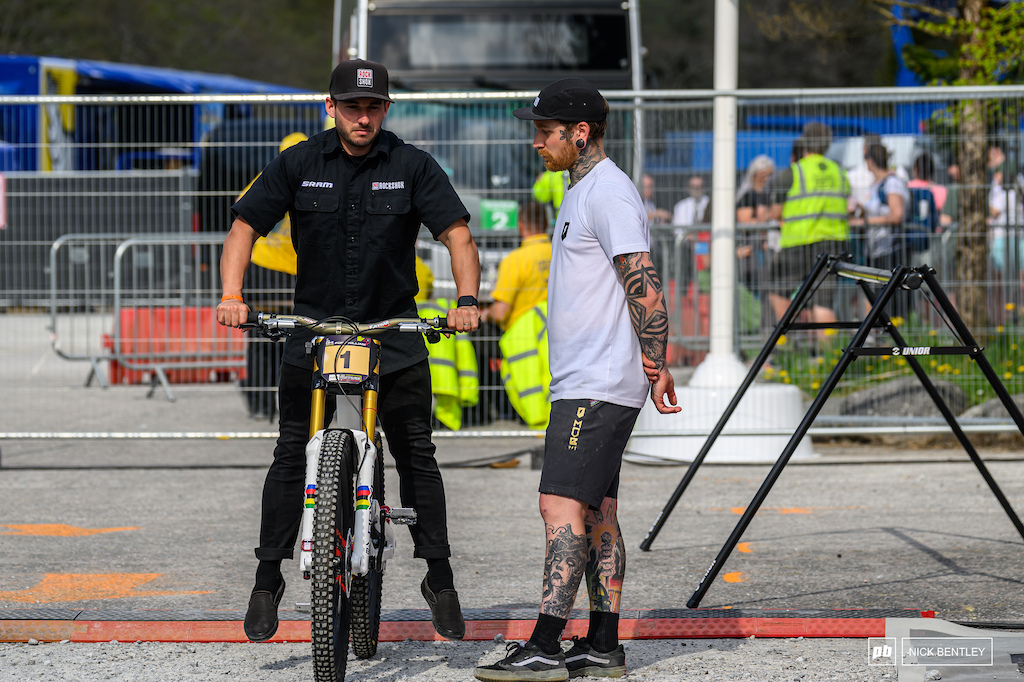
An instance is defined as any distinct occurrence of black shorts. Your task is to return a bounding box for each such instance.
[769,240,846,310]
[540,399,641,509]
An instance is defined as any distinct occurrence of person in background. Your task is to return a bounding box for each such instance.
[736,154,775,225]
[908,151,947,226]
[482,200,553,429]
[849,142,909,270]
[735,154,775,292]
[767,122,850,330]
[672,175,709,226]
[216,59,479,645]
[482,200,552,331]
[641,173,672,225]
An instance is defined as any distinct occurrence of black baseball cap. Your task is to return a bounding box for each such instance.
[329,59,392,102]
[513,78,607,122]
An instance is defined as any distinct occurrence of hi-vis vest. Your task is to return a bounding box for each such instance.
[779,154,850,248]
[417,298,478,430]
[499,302,550,430]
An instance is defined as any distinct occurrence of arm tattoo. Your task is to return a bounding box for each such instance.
[540,523,587,619]
[613,252,670,370]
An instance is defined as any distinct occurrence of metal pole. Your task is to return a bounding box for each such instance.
[690,0,744,386]
[628,0,645,185]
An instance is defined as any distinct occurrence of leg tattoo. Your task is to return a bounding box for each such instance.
[585,499,625,613]
[540,523,587,619]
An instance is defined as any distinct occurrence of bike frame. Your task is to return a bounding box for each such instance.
[242,314,440,582]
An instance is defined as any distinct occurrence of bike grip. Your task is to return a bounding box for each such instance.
[246,311,261,324]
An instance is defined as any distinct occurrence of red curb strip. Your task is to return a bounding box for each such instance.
[0,614,932,643]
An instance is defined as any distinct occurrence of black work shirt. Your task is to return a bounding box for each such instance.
[232,128,469,374]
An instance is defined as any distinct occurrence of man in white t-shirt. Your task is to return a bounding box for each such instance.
[474,78,680,682]
[672,175,709,225]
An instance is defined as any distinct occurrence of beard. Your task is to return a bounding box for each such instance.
[338,124,378,150]
[539,144,579,172]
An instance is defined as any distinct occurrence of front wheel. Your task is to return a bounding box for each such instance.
[350,437,385,659]
[311,429,354,682]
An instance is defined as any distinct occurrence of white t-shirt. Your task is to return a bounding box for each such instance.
[547,158,651,408]
[672,195,709,225]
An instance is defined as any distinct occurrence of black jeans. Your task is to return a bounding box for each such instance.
[255,359,451,562]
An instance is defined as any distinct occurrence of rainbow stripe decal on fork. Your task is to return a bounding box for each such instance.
[304,484,317,508]
[356,486,371,510]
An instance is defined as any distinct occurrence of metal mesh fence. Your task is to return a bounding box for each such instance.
[2,87,1024,438]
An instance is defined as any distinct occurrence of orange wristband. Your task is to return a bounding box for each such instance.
[220,295,243,303]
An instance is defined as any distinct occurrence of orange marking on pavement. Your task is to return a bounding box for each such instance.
[736,542,753,553]
[723,572,746,583]
[0,574,210,603]
[0,524,138,537]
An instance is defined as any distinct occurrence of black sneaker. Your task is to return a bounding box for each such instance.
[564,637,626,678]
[474,641,569,681]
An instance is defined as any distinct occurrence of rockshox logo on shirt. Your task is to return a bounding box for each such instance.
[301,180,334,188]
[568,406,586,450]
[372,181,406,191]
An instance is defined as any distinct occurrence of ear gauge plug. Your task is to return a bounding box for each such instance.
[575,138,585,149]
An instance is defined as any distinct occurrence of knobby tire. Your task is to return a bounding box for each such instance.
[311,429,354,682]
[350,437,385,659]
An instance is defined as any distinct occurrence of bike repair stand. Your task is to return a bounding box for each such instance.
[638,253,1024,609]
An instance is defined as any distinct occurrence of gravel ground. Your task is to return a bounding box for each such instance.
[0,636,895,681]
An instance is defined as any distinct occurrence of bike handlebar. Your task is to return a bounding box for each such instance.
[241,311,450,336]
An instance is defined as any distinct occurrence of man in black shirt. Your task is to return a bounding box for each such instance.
[217,59,480,643]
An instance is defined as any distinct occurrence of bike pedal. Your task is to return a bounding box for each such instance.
[387,507,417,525]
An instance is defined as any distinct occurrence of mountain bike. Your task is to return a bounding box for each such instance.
[243,311,449,682]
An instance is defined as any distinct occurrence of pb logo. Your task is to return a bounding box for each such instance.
[868,638,895,666]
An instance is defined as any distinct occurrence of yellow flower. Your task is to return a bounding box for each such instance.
[997,325,1005,333]
[1017,366,1024,373]
[1007,302,1016,311]
[929,329,938,336]
[778,334,787,346]
[953,368,960,375]
[823,328,837,337]
[891,316,904,327]
[1005,372,1013,380]
[930,360,938,368]
[779,369,788,378]
[1013,344,1019,351]
[811,381,820,390]
[784,377,791,384]
[866,365,874,372]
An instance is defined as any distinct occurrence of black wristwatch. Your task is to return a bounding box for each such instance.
[457,295,479,307]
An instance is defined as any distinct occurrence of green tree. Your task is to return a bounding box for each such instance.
[885,0,1024,332]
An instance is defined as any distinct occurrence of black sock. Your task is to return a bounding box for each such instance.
[528,613,567,655]
[588,611,619,652]
[254,560,282,592]
[426,558,454,592]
